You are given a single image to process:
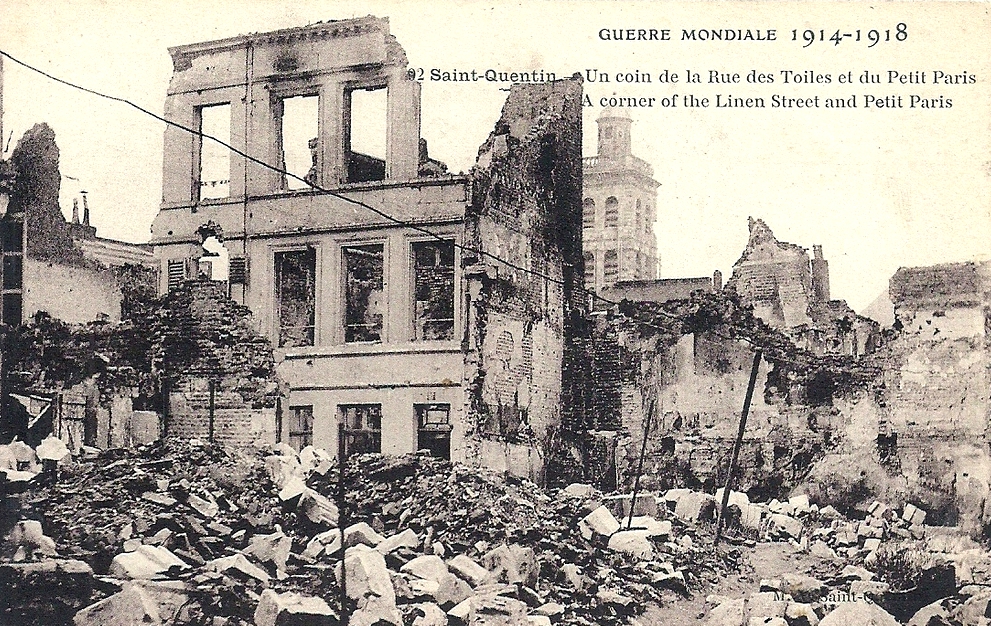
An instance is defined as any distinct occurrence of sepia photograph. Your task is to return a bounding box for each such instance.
[0,1,989,624]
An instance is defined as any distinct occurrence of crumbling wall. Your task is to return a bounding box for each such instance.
[7,124,86,267]
[578,290,881,499]
[463,77,585,482]
[22,258,123,323]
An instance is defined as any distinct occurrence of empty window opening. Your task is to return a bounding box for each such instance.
[197,104,231,200]
[275,248,316,347]
[582,198,596,228]
[412,240,455,341]
[416,404,452,460]
[341,404,382,454]
[584,253,595,288]
[345,86,387,183]
[604,250,619,283]
[287,405,314,451]
[604,196,619,227]
[343,244,384,343]
[198,236,230,281]
[276,94,319,190]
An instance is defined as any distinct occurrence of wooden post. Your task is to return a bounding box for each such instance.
[626,397,655,529]
[208,379,216,443]
[715,348,763,544]
[338,421,348,626]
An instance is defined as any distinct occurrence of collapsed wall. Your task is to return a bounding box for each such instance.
[577,290,882,499]
[463,76,586,481]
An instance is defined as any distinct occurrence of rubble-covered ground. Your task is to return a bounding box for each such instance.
[4,439,991,625]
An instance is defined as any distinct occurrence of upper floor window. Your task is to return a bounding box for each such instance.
[343,243,384,343]
[275,248,316,347]
[582,198,596,228]
[345,86,387,183]
[276,94,319,190]
[412,240,455,341]
[196,103,231,200]
[604,196,619,227]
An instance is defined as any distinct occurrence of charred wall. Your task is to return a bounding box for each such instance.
[463,77,585,481]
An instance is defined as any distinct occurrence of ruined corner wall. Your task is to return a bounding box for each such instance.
[463,78,585,482]
[23,258,123,323]
[879,261,991,528]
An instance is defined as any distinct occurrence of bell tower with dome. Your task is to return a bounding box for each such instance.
[581,108,660,292]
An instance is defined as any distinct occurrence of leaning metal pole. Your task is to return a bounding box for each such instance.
[715,348,763,545]
[626,397,655,529]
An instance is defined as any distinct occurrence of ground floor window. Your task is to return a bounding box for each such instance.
[288,405,313,451]
[416,404,452,460]
[340,404,382,454]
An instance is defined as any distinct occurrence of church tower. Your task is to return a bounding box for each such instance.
[582,108,660,292]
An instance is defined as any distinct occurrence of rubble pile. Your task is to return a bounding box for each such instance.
[1,441,741,626]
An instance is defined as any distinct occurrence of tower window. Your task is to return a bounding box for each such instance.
[604,250,618,283]
[604,197,619,227]
[584,253,595,288]
[582,198,596,228]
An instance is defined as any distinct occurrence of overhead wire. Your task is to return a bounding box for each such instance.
[0,48,847,371]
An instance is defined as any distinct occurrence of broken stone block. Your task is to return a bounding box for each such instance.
[746,592,788,621]
[739,504,765,531]
[768,514,804,539]
[435,572,473,609]
[278,475,308,502]
[411,602,448,626]
[652,569,687,593]
[409,577,441,598]
[559,564,585,592]
[705,598,746,626]
[785,602,819,626]
[481,544,538,588]
[596,588,636,608]
[675,491,716,522]
[344,522,386,548]
[607,529,654,560]
[850,580,889,596]
[109,545,189,579]
[243,529,292,578]
[862,538,881,552]
[534,603,564,618]
[4,519,57,561]
[819,602,898,626]
[186,493,219,518]
[206,553,269,585]
[72,581,189,626]
[298,489,339,526]
[336,546,397,610]
[469,594,529,626]
[36,436,70,462]
[716,488,751,509]
[906,598,953,626]
[789,494,811,515]
[264,454,302,490]
[253,589,335,626]
[527,617,551,626]
[578,506,620,540]
[628,516,672,539]
[298,445,334,476]
[604,493,658,518]
[302,529,341,560]
[780,573,824,603]
[402,555,450,582]
[448,554,492,587]
[378,529,420,555]
[141,492,177,507]
[840,565,874,581]
[809,541,837,560]
[561,483,596,498]
[449,598,472,622]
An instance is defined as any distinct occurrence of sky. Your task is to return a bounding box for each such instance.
[1,0,988,314]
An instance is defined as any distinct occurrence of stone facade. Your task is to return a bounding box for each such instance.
[582,108,659,292]
[149,17,585,482]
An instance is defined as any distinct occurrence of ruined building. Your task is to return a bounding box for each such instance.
[582,108,659,292]
[150,17,585,480]
[0,123,155,327]
[726,217,878,356]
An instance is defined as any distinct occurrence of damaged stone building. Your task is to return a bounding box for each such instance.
[726,217,879,356]
[150,17,585,480]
